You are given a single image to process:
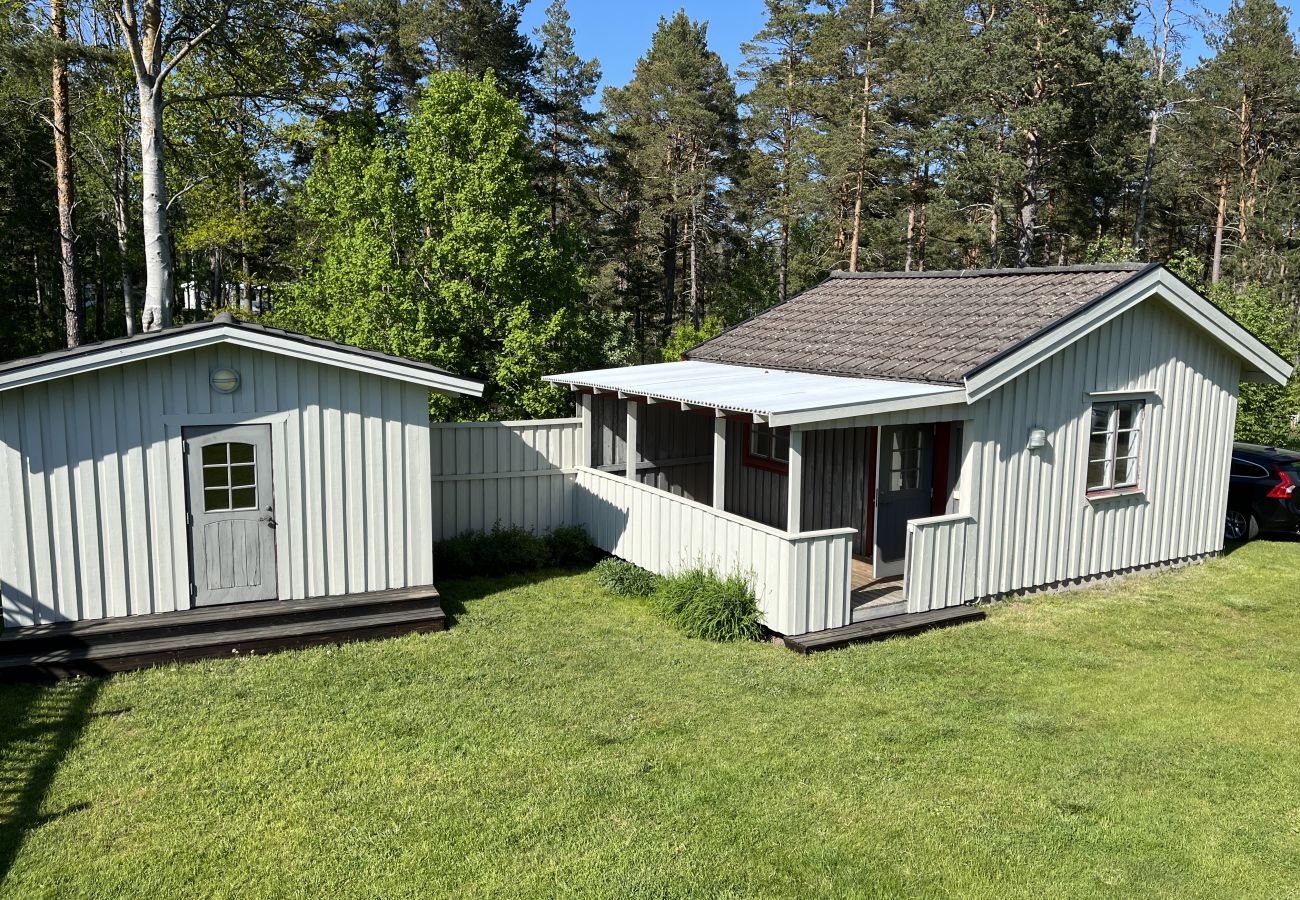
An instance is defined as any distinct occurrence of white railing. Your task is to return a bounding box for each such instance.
[904,514,978,613]
[429,419,582,539]
[576,466,854,635]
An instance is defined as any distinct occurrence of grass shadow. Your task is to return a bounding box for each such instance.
[0,677,101,887]
[436,566,593,625]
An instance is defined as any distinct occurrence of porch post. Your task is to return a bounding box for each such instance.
[787,427,803,533]
[712,413,726,509]
[578,393,592,468]
[625,398,638,480]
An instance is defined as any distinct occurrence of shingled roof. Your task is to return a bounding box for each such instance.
[686,264,1154,386]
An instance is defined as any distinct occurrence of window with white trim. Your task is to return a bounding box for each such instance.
[744,423,790,471]
[1087,399,1144,493]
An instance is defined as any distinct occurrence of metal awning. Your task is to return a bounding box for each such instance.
[545,361,967,426]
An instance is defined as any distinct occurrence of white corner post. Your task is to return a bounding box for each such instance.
[712,412,727,509]
[578,392,592,468]
[787,428,803,533]
[625,398,639,480]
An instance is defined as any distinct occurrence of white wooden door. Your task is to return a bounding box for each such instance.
[184,424,277,606]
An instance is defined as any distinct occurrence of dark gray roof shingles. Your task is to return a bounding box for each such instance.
[686,264,1151,385]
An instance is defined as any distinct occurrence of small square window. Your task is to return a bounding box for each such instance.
[744,424,790,472]
[1086,400,1145,494]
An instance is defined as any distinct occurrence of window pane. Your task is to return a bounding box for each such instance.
[229,487,257,510]
[203,466,229,489]
[201,443,226,466]
[1087,461,1110,490]
[1115,430,1140,458]
[204,488,230,512]
[773,432,789,462]
[1116,402,1142,431]
[228,443,255,464]
[749,428,763,456]
[1114,456,1139,487]
[1090,404,1114,432]
[229,464,256,488]
[1088,433,1112,463]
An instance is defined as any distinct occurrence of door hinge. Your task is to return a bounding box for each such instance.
[189,582,197,600]
[182,439,189,456]
[185,512,193,526]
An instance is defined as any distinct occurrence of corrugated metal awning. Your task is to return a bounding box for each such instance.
[545,361,966,426]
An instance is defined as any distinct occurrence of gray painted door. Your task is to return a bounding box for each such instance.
[874,424,934,575]
[184,424,277,606]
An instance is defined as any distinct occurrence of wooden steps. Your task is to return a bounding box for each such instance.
[783,605,985,654]
[0,587,446,681]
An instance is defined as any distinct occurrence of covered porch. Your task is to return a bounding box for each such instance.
[547,361,982,637]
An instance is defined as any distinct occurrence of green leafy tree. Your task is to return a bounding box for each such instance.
[274,71,596,419]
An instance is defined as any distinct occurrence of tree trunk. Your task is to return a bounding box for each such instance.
[989,128,1004,265]
[138,84,174,330]
[1017,128,1040,267]
[1133,112,1159,251]
[663,212,677,332]
[1211,170,1228,284]
[848,0,875,273]
[112,113,137,336]
[52,0,82,348]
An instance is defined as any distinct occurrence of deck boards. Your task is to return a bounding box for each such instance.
[0,588,446,680]
[783,605,985,654]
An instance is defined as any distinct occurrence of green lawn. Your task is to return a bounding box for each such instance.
[2,542,1299,899]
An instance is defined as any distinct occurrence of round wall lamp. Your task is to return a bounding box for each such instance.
[210,368,241,394]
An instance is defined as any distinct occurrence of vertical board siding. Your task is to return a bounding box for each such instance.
[801,427,872,556]
[575,466,853,636]
[723,419,787,528]
[0,345,434,626]
[428,419,583,541]
[903,514,977,613]
[964,297,1241,601]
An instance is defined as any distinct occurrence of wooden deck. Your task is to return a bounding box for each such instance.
[783,605,985,654]
[0,587,446,681]
[850,556,907,622]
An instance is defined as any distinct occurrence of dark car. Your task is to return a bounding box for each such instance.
[1226,442,1300,541]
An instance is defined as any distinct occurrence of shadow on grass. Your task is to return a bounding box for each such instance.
[0,678,101,887]
[1222,533,1300,557]
[436,566,592,626]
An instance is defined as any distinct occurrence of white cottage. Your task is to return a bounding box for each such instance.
[0,313,481,667]
[547,264,1294,650]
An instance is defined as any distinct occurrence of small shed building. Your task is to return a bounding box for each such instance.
[0,314,481,629]
[547,264,1295,647]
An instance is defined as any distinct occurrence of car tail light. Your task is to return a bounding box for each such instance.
[1266,467,1297,499]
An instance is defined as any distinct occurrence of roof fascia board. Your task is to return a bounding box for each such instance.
[964,268,1293,402]
[768,388,968,427]
[0,326,483,397]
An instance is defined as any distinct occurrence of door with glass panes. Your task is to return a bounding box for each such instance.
[183,424,277,606]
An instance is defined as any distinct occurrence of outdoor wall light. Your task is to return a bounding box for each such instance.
[210,368,241,394]
[1027,426,1048,451]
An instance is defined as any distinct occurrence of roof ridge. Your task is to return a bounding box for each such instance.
[828,263,1152,280]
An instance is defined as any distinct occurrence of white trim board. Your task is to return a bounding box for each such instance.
[0,325,484,397]
[964,267,1294,403]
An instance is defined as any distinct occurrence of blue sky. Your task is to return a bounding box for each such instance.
[518,0,1300,100]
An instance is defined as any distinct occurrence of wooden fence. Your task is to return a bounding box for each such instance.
[903,514,978,613]
[429,419,582,540]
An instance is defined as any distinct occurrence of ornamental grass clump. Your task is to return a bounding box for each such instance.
[593,557,660,597]
[655,567,762,643]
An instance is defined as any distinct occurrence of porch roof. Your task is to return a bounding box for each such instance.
[546,360,966,426]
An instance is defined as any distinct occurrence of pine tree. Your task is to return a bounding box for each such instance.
[532,0,600,232]
[602,12,740,333]
[740,0,820,301]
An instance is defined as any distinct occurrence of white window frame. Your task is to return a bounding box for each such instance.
[1086,399,1145,495]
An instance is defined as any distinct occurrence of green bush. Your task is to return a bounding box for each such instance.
[593,557,659,597]
[655,567,761,643]
[435,523,593,578]
[546,526,597,568]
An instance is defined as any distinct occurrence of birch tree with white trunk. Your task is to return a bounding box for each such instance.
[111,1,227,331]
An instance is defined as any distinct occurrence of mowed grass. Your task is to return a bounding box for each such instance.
[2,542,1300,899]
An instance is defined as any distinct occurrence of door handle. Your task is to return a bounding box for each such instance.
[259,515,277,529]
